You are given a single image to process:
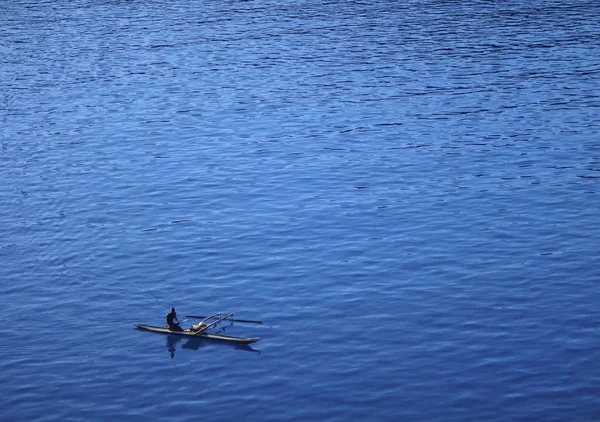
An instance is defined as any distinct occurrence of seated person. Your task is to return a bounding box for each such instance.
[166,307,182,331]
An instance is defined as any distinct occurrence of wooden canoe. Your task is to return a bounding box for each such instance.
[134,324,260,344]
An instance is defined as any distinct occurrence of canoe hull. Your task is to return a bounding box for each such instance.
[135,324,260,344]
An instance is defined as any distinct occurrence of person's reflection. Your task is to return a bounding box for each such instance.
[166,335,182,358]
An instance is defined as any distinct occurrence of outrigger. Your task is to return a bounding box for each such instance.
[135,312,261,344]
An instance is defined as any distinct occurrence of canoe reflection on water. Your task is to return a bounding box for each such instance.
[166,335,259,358]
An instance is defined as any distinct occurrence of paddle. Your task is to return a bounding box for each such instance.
[194,312,235,336]
[186,314,263,324]
[171,318,187,326]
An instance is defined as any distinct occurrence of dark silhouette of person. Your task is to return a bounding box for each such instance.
[166,307,182,331]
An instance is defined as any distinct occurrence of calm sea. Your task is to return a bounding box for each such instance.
[1,0,599,421]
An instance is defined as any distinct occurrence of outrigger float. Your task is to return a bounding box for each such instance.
[134,312,261,344]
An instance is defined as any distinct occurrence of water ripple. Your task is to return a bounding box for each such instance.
[2,0,600,421]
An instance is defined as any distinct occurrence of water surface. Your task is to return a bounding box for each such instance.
[1,0,600,421]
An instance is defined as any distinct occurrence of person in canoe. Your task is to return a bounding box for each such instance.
[166,307,182,331]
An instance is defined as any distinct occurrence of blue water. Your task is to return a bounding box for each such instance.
[2,0,600,420]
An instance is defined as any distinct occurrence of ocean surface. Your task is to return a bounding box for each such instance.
[1,0,600,421]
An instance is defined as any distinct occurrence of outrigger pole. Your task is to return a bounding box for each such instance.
[194,312,235,335]
[186,314,263,324]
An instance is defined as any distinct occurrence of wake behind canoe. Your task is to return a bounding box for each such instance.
[135,324,260,344]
